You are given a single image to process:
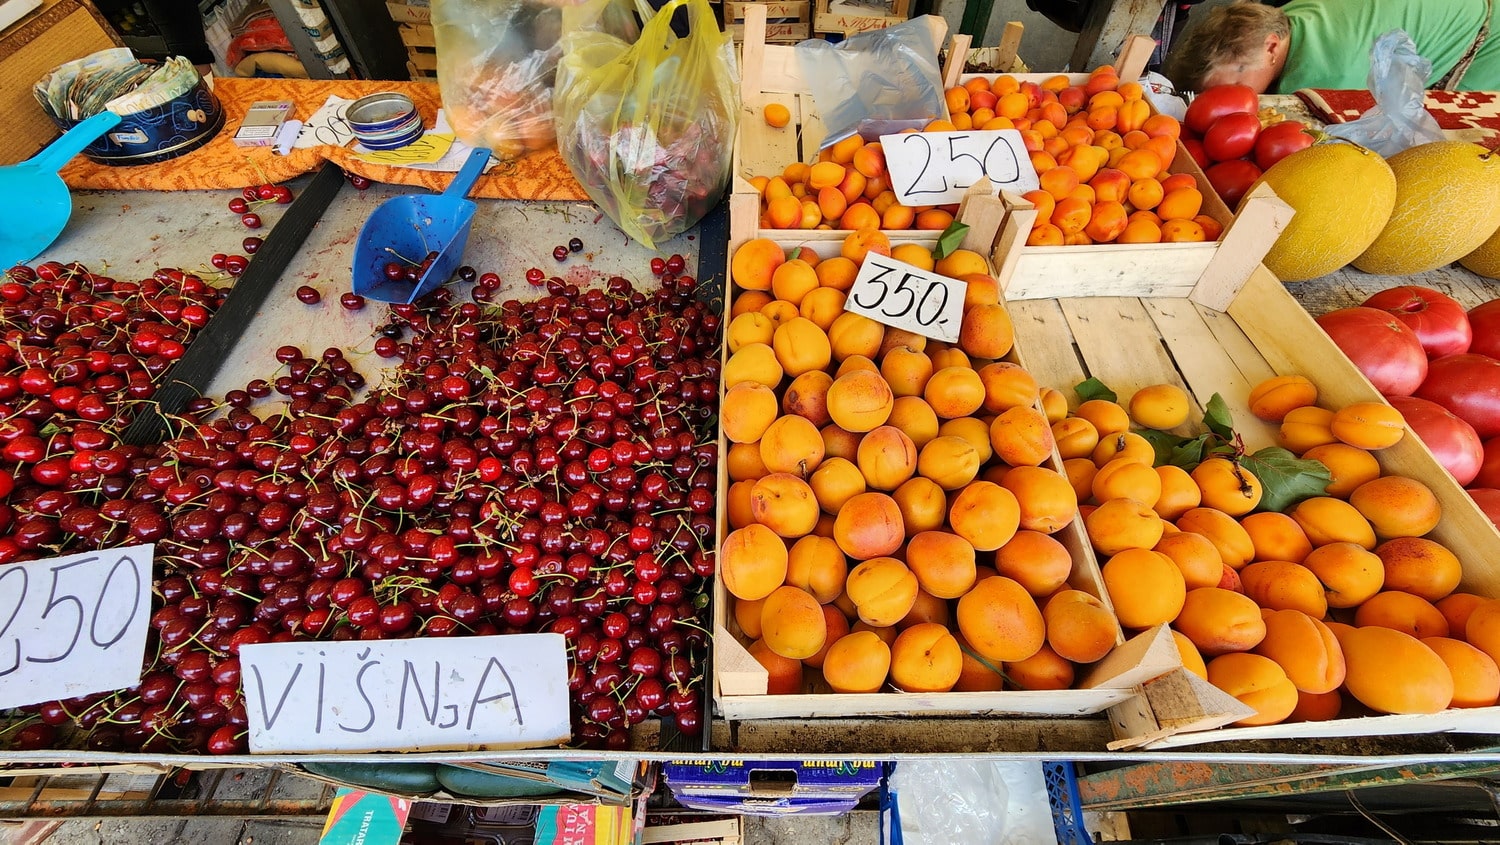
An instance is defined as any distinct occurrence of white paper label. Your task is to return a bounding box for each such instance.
[845,253,968,343]
[881,130,1039,205]
[240,634,571,753]
[0,544,152,710]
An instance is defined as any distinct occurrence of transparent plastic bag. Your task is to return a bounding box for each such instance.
[433,0,638,160]
[886,760,1056,845]
[554,0,738,249]
[795,17,946,149]
[1324,29,1444,157]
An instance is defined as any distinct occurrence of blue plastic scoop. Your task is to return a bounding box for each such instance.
[0,110,122,268]
[352,146,491,304]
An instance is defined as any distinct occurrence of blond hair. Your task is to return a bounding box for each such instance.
[1165,1,1291,92]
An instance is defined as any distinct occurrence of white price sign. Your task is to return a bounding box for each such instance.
[0,544,152,710]
[881,130,1039,205]
[845,253,968,343]
[241,634,571,753]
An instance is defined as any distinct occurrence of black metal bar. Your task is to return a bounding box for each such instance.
[122,162,346,445]
[319,0,414,80]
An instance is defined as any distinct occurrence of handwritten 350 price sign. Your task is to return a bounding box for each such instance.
[845,253,969,343]
[0,544,152,710]
[881,130,1040,206]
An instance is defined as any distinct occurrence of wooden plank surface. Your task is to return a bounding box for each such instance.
[1142,298,1277,453]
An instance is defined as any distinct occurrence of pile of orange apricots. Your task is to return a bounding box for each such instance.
[719,232,1500,726]
[753,65,1223,246]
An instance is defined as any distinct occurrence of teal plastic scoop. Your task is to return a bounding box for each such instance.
[0,110,123,268]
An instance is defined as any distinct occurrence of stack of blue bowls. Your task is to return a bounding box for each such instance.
[347,92,424,150]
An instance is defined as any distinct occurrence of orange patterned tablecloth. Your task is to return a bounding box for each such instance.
[59,77,590,201]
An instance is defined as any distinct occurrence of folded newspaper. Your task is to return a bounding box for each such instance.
[34,48,202,122]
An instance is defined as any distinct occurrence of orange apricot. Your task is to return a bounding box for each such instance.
[1207,653,1299,726]
[1338,626,1454,714]
[821,631,892,693]
[1043,590,1119,663]
[1102,548,1186,628]
[956,575,1046,663]
[721,523,789,600]
[1175,588,1267,655]
[1302,542,1385,608]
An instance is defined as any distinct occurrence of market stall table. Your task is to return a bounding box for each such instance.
[8,180,1500,765]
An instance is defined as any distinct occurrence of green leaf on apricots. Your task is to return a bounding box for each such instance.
[1240,446,1332,513]
[1139,429,1181,466]
[1204,393,1235,441]
[934,221,970,260]
[1074,377,1117,404]
[789,247,804,261]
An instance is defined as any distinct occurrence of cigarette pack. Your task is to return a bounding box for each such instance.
[233,100,294,147]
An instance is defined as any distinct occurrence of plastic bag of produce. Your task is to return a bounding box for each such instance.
[795,16,947,149]
[433,0,639,160]
[1324,29,1444,157]
[554,0,738,249]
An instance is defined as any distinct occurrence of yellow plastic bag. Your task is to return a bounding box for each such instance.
[554,0,738,249]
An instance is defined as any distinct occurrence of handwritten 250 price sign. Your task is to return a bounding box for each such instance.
[0,544,152,709]
[881,129,1040,206]
[845,254,969,343]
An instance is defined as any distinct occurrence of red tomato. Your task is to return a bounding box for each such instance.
[1255,120,1316,170]
[1468,299,1500,359]
[1388,395,1484,487]
[1361,285,1472,359]
[1466,487,1500,530]
[1182,137,1210,169]
[1314,307,1428,396]
[1184,84,1259,135]
[1202,112,1261,162]
[1414,353,1500,439]
[1473,436,1500,488]
[1205,159,1263,208]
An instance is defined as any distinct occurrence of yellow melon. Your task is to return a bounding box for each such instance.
[1460,223,1500,279]
[1354,141,1500,275]
[1251,142,1396,282]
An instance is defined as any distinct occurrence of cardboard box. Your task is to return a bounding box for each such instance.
[0,0,124,164]
[663,760,881,815]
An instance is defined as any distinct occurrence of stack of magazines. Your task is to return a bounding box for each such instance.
[35,48,202,122]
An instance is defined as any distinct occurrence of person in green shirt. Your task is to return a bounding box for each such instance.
[1164,0,1499,93]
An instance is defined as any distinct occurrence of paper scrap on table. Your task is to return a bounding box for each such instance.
[292,95,356,150]
[354,132,455,165]
[352,110,496,173]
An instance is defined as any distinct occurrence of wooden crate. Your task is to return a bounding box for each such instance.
[386,0,430,22]
[0,0,123,164]
[725,1,810,43]
[971,190,1500,748]
[397,22,437,79]
[732,15,1290,308]
[813,0,908,35]
[712,187,1189,728]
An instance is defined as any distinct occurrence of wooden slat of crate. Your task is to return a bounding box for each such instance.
[407,47,437,72]
[407,60,436,81]
[813,0,908,34]
[726,0,809,19]
[398,22,434,48]
[727,21,810,42]
[386,0,430,22]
